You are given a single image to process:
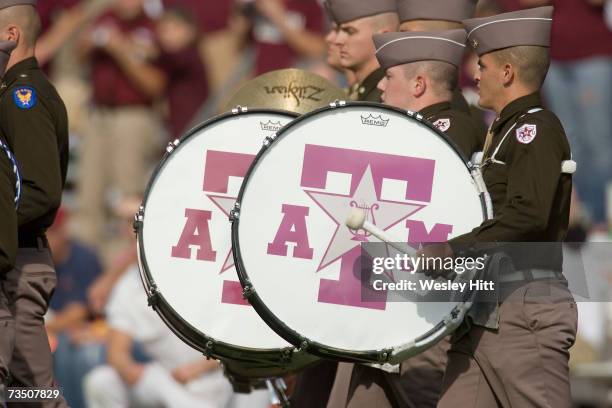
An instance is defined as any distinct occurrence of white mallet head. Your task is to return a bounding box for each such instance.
[346,208,366,230]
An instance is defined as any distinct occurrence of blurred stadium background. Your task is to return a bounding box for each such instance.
[36,0,612,407]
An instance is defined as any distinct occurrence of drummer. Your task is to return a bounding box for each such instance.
[323,0,398,101]
[424,7,576,407]
[326,30,482,408]
[374,29,483,158]
[396,0,478,113]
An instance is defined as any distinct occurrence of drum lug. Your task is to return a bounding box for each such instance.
[405,110,424,121]
[280,349,293,363]
[329,99,347,108]
[263,134,277,147]
[165,138,180,154]
[298,340,309,351]
[377,349,392,363]
[147,285,160,308]
[203,340,214,356]
[242,284,253,299]
[231,105,249,115]
[133,206,144,233]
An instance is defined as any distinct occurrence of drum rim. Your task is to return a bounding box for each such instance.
[134,108,322,366]
[231,101,493,364]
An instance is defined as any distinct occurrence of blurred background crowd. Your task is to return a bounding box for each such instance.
[34,0,612,407]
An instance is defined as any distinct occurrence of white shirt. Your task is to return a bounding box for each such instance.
[106,265,204,371]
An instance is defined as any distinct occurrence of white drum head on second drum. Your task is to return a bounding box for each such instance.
[233,103,488,360]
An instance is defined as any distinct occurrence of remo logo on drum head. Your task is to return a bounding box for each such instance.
[232,102,492,364]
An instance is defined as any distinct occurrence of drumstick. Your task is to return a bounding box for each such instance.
[346,209,457,280]
[345,209,416,256]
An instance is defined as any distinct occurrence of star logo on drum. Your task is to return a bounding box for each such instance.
[207,194,238,273]
[305,165,424,272]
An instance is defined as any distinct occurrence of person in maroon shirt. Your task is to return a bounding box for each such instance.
[156,7,209,139]
[498,0,612,227]
[243,0,326,75]
[75,0,167,248]
[162,0,233,33]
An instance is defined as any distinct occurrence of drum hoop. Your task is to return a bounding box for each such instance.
[231,101,493,364]
[135,108,310,363]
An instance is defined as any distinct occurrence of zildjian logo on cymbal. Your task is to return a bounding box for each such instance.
[260,120,283,132]
[263,81,324,107]
[361,114,390,127]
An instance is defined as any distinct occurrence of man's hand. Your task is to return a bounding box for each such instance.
[171,359,219,384]
[416,243,455,279]
[123,363,146,386]
[255,0,287,25]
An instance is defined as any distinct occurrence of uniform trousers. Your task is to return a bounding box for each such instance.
[0,247,67,407]
[438,279,577,408]
[326,339,449,408]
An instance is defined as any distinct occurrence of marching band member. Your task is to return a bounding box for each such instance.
[327,29,484,408]
[0,40,17,403]
[374,29,483,158]
[296,4,400,406]
[0,1,69,405]
[323,0,398,102]
[426,7,577,407]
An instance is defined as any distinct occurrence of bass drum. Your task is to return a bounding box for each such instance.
[135,108,319,379]
[232,102,492,364]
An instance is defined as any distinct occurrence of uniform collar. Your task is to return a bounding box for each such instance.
[3,57,38,85]
[357,68,385,99]
[492,92,543,133]
[420,101,452,120]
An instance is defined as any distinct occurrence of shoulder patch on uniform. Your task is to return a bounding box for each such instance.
[13,86,37,110]
[516,123,537,144]
[433,118,451,132]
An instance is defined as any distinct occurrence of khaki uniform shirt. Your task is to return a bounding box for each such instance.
[0,57,69,239]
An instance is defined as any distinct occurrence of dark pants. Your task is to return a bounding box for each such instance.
[327,339,449,408]
[290,360,338,408]
[1,247,67,408]
[438,280,577,408]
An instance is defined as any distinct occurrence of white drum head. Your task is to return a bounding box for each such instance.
[139,110,300,352]
[233,103,488,360]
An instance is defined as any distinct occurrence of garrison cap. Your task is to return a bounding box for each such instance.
[0,0,36,10]
[463,6,553,56]
[374,29,467,70]
[397,0,477,23]
[324,0,397,24]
